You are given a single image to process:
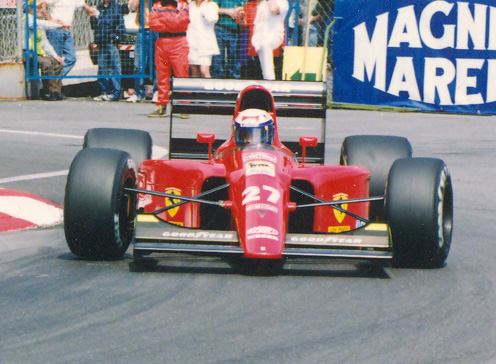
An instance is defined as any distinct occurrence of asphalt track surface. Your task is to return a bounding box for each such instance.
[1,98,496,364]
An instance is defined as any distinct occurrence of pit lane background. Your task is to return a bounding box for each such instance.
[332,0,496,114]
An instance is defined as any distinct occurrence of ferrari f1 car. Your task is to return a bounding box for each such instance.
[64,79,453,271]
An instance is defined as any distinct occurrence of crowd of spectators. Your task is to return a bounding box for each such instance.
[26,0,333,106]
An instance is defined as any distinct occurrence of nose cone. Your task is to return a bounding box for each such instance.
[244,224,284,258]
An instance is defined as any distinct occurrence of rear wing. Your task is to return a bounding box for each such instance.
[169,78,327,163]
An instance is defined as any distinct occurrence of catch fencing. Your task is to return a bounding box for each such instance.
[0,0,334,96]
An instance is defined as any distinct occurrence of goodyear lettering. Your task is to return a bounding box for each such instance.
[290,236,363,245]
[353,1,496,105]
[203,80,292,93]
[162,231,235,240]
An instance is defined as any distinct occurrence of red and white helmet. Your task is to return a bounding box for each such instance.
[234,109,274,146]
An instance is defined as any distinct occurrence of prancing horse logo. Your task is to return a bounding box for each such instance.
[333,193,349,223]
[165,187,182,218]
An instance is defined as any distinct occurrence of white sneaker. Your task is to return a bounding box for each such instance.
[103,94,118,101]
[126,94,142,103]
[151,91,158,103]
[93,95,105,101]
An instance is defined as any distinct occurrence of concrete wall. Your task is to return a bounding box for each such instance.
[0,62,25,99]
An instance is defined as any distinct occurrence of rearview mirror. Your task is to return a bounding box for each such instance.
[197,133,215,161]
[299,136,318,166]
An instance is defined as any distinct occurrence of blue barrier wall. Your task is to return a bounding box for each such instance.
[333,0,496,114]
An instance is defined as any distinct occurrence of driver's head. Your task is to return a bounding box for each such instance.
[234,109,274,147]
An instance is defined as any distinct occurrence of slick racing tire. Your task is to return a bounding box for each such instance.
[83,128,152,169]
[64,148,137,260]
[340,135,412,221]
[386,158,453,268]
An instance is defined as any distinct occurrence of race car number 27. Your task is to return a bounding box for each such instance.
[242,185,280,205]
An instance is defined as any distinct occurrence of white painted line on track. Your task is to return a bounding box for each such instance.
[0,129,83,139]
[0,170,69,185]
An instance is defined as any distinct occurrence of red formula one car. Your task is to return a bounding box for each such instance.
[64,79,453,271]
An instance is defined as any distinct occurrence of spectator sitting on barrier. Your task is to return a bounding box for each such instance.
[251,0,288,80]
[210,0,245,79]
[187,0,219,78]
[90,0,127,101]
[44,0,96,76]
[23,0,65,101]
[126,0,158,103]
[148,0,189,117]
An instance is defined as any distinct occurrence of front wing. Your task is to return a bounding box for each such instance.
[133,215,392,261]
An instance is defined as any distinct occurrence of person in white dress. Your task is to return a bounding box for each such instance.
[251,0,288,80]
[187,0,220,78]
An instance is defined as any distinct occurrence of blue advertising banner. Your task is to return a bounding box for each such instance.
[333,0,496,114]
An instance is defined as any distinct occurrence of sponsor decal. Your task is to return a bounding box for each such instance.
[246,225,279,241]
[246,203,278,213]
[162,231,235,240]
[350,1,496,106]
[165,187,181,218]
[242,152,277,164]
[328,226,351,233]
[332,193,349,223]
[289,236,363,245]
[202,79,292,93]
[245,161,275,177]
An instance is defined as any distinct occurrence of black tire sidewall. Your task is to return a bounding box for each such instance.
[64,148,137,260]
[386,158,453,268]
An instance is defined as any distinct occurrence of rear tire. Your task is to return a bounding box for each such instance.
[340,135,412,221]
[386,158,453,268]
[84,128,152,168]
[64,148,137,260]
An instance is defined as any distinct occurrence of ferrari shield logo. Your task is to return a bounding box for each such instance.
[165,187,181,218]
[333,193,348,223]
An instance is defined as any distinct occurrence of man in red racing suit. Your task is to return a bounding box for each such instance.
[148,0,190,117]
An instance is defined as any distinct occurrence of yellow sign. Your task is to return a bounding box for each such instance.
[282,46,327,81]
[165,187,181,218]
[332,193,349,223]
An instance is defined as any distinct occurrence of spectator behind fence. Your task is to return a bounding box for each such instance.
[251,0,288,80]
[240,0,282,80]
[23,0,65,100]
[302,0,328,47]
[210,0,244,79]
[187,0,219,78]
[90,0,127,101]
[44,0,96,76]
[148,0,189,118]
[127,0,158,103]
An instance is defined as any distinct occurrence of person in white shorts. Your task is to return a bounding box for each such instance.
[187,0,220,78]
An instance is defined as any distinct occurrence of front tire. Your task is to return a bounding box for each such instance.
[386,158,453,268]
[64,148,137,260]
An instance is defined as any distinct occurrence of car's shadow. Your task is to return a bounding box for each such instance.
[128,255,391,279]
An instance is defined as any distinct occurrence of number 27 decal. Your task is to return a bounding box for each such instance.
[242,185,280,205]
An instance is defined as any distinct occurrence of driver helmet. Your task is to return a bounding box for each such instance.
[234,108,274,146]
